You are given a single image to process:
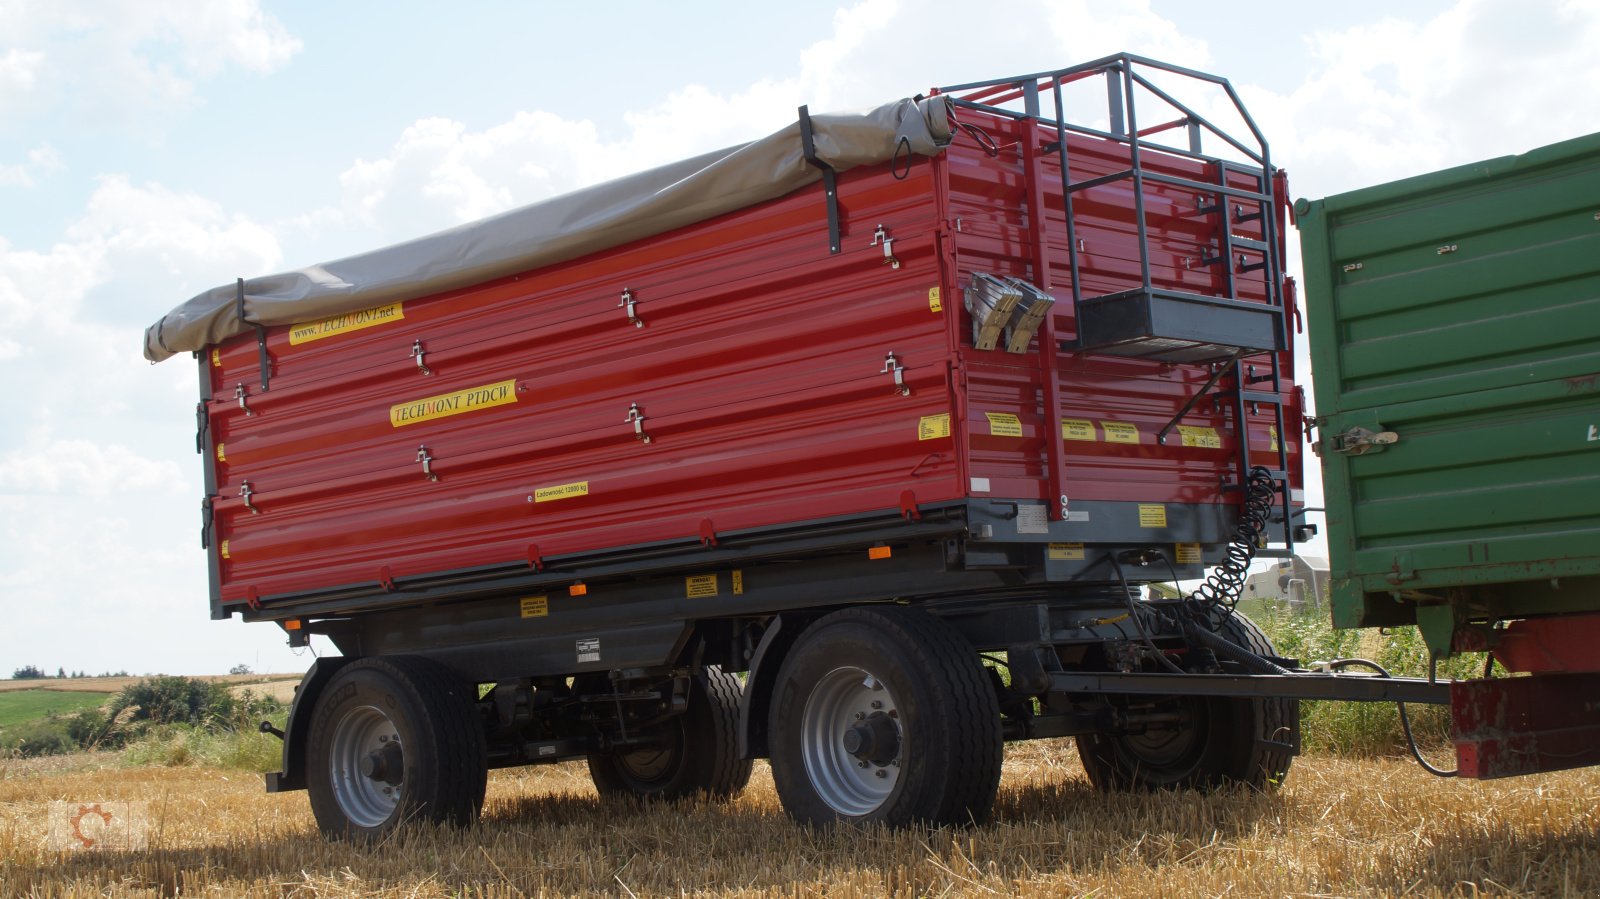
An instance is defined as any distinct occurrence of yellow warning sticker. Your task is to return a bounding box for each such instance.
[534,480,589,503]
[928,286,943,313]
[1061,418,1096,441]
[1102,421,1140,444]
[686,574,719,598]
[732,570,744,595]
[289,302,405,345]
[1048,542,1085,561]
[918,413,951,441]
[986,412,1023,437]
[519,596,549,618]
[1269,426,1280,451]
[1177,425,1222,449]
[210,348,221,367]
[391,379,518,427]
[1138,504,1168,528]
[215,443,225,462]
[1175,543,1202,564]
[220,540,230,560]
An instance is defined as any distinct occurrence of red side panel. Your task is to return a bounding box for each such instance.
[207,165,961,607]
[940,113,1300,507]
[206,107,1303,609]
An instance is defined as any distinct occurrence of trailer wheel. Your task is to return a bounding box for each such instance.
[305,655,487,839]
[588,666,752,800]
[767,607,1002,827]
[1076,611,1298,791]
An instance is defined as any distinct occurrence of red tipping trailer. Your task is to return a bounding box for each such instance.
[150,55,1323,837]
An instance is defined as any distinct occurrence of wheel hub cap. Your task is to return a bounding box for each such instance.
[801,668,904,816]
[841,712,900,764]
[328,705,404,828]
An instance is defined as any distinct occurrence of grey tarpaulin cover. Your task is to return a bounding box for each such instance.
[143,96,954,362]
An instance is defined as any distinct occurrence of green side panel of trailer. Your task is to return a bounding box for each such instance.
[1296,131,1600,632]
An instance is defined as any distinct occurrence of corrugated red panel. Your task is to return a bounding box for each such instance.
[205,104,1299,610]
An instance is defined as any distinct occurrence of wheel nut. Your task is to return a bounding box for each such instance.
[855,712,866,720]
[871,701,883,709]
[859,760,869,768]
[875,769,887,778]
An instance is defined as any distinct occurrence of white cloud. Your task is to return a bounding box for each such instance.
[1262,0,1600,197]
[0,144,65,187]
[0,0,301,129]
[0,429,185,496]
[0,47,45,99]
[328,0,1218,243]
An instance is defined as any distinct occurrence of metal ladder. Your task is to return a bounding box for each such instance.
[939,53,1296,548]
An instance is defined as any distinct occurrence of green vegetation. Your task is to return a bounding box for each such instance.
[0,689,108,727]
[1251,603,1479,756]
[0,675,284,770]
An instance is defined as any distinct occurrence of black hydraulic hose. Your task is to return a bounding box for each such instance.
[1107,554,1188,675]
[1329,658,1458,778]
[1178,618,1290,675]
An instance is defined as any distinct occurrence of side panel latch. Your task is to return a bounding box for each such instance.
[625,403,651,443]
[880,352,911,396]
[617,288,644,329]
[416,445,438,481]
[1320,426,1399,456]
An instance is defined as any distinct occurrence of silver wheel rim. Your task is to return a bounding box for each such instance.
[800,667,902,816]
[328,704,403,828]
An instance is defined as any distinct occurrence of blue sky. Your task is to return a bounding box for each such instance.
[2,0,1596,675]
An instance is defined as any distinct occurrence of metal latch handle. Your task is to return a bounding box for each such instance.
[870,225,900,269]
[1322,426,1399,456]
[416,445,438,481]
[880,352,911,396]
[625,403,651,443]
[412,340,432,376]
[618,289,644,329]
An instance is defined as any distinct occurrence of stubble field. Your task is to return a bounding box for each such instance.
[3,740,1597,898]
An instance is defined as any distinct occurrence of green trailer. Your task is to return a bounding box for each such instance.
[1297,131,1600,777]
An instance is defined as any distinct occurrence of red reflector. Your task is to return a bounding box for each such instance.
[283,619,302,631]
[868,546,892,560]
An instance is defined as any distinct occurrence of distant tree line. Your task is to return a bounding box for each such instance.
[11,666,130,680]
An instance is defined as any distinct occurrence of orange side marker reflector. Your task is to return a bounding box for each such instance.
[569,583,588,596]
[283,619,303,631]
[868,546,892,560]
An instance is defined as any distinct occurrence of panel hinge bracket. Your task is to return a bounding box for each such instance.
[200,495,215,548]
[195,402,210,454]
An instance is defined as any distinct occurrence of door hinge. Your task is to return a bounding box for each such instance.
[1319,426,1399,456]
[195,402,210,454]
[200,495,214,549]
